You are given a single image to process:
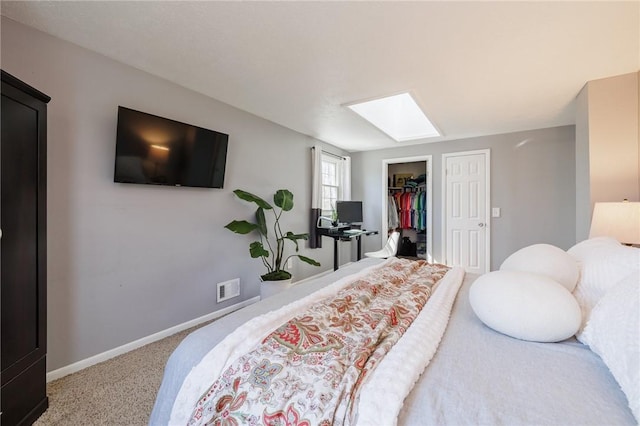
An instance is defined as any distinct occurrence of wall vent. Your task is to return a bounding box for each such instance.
[217,278,240,303]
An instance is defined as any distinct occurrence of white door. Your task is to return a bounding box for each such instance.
[443,150,490,274]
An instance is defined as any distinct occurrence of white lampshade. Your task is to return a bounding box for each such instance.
[589,202,640,244]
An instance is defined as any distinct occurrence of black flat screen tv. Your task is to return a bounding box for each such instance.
[114,106,228,188]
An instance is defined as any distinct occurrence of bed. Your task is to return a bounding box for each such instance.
[150,239,638,425]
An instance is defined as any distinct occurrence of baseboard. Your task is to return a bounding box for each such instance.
[46,296,260,382]
[292,263,353,286]
[292,268,333,286]
[46,268,341,382]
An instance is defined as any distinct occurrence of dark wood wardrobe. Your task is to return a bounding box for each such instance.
[1,70,50,425]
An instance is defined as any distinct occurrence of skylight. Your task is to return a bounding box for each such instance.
[347,93,440,142]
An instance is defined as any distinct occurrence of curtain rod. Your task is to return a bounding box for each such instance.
[313,146,347,160]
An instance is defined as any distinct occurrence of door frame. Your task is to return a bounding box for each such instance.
[441,149,491,273]
[381,155,433,262]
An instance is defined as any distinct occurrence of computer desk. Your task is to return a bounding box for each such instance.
[316,227,379,271]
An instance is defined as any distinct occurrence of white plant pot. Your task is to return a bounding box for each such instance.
[260,278,293,300]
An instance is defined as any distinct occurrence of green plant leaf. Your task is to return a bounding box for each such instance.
[284,232,309,252]
[233,189,272,210]
[226,188,320,279]
[297,255,321,267]
[255,207,267,236]
[225,220,258,234]
[273,189,294,211]
[249,241,269,258]
[285,232,309,241]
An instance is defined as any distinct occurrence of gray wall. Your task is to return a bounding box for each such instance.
[1,18,344,371]
[352,126,576,270]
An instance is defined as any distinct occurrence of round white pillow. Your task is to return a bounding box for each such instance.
[500,243,579,291]
[580,272,640,422]
[568,237,640,340]
[469,270,582,342]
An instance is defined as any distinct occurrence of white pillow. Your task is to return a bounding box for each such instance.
[469,270,582,343]
[568,238,640,340]
[580,272,639,423]
[567,236,620,260]
[500,243,579,291]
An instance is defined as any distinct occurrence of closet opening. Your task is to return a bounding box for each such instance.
[381,155,433,262]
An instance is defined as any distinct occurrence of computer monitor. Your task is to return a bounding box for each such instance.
[336,201,363,224]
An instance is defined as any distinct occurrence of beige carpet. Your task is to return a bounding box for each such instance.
[34,322,211,426]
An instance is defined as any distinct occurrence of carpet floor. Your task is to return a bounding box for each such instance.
[34,322,211,426]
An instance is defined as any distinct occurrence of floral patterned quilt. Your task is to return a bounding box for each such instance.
[186,259,450,426]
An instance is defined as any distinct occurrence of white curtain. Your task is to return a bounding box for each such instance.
[340,156,351,201]
[310,145,323,248]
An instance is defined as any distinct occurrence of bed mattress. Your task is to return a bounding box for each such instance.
[150,258,635,425]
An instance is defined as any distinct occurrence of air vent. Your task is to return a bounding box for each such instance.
[217,278,240,303]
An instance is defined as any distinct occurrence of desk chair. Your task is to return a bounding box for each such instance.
[364,231,400,259]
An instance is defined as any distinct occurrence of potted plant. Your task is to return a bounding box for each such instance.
[225,189,320,296]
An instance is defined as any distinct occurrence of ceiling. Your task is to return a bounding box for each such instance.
[1,1,638,152]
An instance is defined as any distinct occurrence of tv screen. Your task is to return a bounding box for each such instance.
[336,201,363,224]
[114,106,228,188]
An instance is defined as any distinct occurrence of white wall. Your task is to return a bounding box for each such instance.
[575,71,640,240]
[352,126,576,271]
[1,18,344,371]
[575,86,591,242]
[587,72,639,203]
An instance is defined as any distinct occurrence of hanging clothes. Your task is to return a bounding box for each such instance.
[392,189,426,230]
[402,192,412,229]
[388,195,399,230]
[415,190,427,231]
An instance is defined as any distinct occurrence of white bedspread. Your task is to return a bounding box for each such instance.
[354,265,464,425]
[398,274,637,426]
[169,260,465,425]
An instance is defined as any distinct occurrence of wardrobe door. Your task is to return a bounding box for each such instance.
[1,70,50,426]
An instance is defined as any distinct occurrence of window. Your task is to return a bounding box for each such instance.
[312,148,351,221]
[321,154,342,216]
[347,92,440,142]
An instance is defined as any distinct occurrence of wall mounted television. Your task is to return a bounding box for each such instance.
[114,106,229,188]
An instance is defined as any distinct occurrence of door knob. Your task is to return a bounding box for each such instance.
[478,223,485,227]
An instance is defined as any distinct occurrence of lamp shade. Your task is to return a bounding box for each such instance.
[589,202,640,244]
